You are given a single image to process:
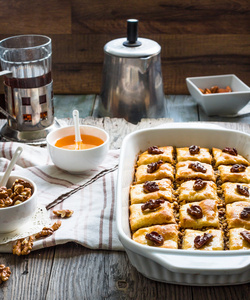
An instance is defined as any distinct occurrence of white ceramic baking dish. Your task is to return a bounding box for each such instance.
[116,123,250,286]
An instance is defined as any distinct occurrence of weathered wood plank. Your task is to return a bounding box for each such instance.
[0,0,71,34]
[71,0,250,34]
[198,106,250,124]
[1,33,249,94]
[53,95,96,119]
[164,95,199,122]
[0,247,55,300]
[46,243,194,300]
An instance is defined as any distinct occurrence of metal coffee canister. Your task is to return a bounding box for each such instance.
[99,19,165,124]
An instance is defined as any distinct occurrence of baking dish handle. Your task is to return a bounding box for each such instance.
[152,252,250,275]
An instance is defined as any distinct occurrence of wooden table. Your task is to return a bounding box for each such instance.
[0,95,250,300]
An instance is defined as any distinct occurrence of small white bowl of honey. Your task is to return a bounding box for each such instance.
[46,125,109,173]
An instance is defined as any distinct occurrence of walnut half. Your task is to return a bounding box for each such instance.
[35,221,61,239]
[53,209,74,218]
[12,236,34,256]
[0,264,11,284]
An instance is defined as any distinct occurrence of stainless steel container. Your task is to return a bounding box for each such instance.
[99,20,165,124]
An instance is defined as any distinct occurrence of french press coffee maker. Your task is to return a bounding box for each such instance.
[0,34,58,142]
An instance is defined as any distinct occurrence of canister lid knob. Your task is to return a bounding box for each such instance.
[123,19,142,47]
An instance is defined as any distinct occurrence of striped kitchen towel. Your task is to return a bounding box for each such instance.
[0,142,123,252]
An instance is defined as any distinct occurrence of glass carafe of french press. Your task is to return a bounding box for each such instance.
[0,34,57,142]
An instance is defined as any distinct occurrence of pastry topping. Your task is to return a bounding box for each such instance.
[240,207,250,219]
[194,233,213,249]
[145,231,164,246]
[240,231,250,244]
[53,209,74,218]
[141,199,165,212]
[147,160,163,173]
[222,147,238,156]
[143,181,160,193]
[188,162,207,173]
[230,164,246,173]
[189,145,200,155]
[193,179,207,190]
[236,184,249,197]
[187,205,203,219]
[12,236,34,256]
[0,264,11,284]
[148,146,164,155]
[35,221,61,239]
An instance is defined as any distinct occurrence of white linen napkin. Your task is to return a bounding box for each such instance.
[0,142,123,252]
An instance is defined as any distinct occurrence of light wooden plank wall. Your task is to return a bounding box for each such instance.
[0,0,249,94]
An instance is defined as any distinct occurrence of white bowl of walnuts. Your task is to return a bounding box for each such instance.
[0,175,37,233]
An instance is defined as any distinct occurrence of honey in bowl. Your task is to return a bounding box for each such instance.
[55,134,104,150]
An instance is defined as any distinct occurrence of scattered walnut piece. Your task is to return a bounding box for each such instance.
[0,264,11,284]
[13,236,34,256]
[53,209,74,218]
[35,221,61,239]
[51,220,62,231]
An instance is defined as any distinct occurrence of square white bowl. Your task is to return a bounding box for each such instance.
[186,74,250,116]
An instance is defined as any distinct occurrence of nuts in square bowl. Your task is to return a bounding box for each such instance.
[0,175,37,233]
[186,74,250,116]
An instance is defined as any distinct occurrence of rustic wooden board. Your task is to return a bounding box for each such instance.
[71,0,250,35]
[0,0,249,94]
[0,0,71,34]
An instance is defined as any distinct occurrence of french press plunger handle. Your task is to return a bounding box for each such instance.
[123,19,142,47]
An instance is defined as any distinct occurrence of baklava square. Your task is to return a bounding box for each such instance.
[135,162,174,184]
[132,224,179,249]
[182,229,224,250]
[176,161,216,182]
[178,180,219,203]
[179,199,219,229]
[229,228,250,250]
[218,165,250,183]
[176,146,212,164]
[129,200,176,232]
[212,147,249,167]
[137,146,174,166]
[130,179,173,204]
[226,201,250,229]
[221,182,250,204]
